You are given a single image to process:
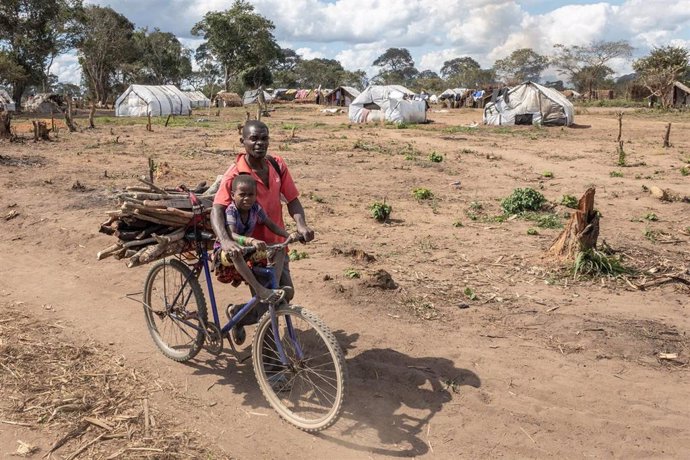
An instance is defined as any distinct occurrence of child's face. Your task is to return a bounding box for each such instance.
[232,183,257,211]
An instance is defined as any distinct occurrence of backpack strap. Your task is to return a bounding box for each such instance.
[266,155,285,180]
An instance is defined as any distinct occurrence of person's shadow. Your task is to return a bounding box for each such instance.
[184,330,480,458]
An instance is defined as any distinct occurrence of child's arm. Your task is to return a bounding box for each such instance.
[226,226,263,248]
[262,215,290,239]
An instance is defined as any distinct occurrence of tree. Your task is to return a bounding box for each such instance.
[633,46,689,108]
[0,0,82,109]
[493,48,548,84]
[293,58,345,88]
[131,28,192,85]
[551,40,633,95]
[440,57,494,87]
[74,5,137,105]
[414,69,444,93]
[372,48,418,85]
[242,65,273,89]
[191,0,280,91]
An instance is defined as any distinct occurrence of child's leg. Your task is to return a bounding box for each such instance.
[272,249,286,287]
[229,252,284,302]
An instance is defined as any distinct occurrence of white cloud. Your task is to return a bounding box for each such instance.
[55,0,690,85]
[51,53,81,85]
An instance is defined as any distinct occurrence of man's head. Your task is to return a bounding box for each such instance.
[240,120,269,160]
[231,174,257,210]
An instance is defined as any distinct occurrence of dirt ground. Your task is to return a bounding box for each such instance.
[1,104,689,459]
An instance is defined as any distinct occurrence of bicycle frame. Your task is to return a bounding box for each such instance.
[164,233,303,366]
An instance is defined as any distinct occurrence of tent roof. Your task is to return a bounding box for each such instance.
[325,86,361,97]
[484,81,574,126]
[120,85,189,104]
[0,89,13,104]
[184,90,210,102]
[674,81,690,94]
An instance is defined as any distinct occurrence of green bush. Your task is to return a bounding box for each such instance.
[412,188,434,200]
[560,194,578,208]
[573,249,628,278]
[369,201,392,222]
[428,151,444,163]
[501,188,546,214]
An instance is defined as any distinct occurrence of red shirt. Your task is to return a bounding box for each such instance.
[214,154,299,244]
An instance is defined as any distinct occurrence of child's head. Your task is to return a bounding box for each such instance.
[231,175,257,210]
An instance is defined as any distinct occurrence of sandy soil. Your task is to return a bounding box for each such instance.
[1,104,689,459]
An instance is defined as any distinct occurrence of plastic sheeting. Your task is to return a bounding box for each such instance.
[483,82,574,126]
[348,85,426,124]
[184,90,211,108]
[115,85,191,117]
[0,89,15,112]
[242,89,274,105]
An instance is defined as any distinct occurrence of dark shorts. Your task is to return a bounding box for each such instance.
[237,259,292,327]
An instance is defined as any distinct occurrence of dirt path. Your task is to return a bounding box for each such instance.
[1,106,689,458]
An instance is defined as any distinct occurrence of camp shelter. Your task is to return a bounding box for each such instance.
[438,88,468,100]
[348,85,426,124]
[483,81,574,126]
[242,89,274,105]
[115,85,191,117]
[184,90,211,108]
[214,91,243,107]
[25,93,64,114]
[0,89,15,112]
[672,81,690,108]
[324,86,360,107]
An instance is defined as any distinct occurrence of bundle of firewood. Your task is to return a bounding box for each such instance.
[97,176,221,268]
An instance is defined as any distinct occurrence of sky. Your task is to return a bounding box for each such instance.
[53,0,690,86]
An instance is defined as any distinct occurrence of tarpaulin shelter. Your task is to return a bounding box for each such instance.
[184,90,211,108]
[483,81,574,126]
[115,85,191,117]
[324,86,360,107]
[0,89,15,112]
[25,93,64,114]
[348,85,426,124]
[242,89,274,105]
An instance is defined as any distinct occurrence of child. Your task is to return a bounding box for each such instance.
[218,174,289,305]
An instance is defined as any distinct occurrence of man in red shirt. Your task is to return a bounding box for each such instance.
[211,120,314,342]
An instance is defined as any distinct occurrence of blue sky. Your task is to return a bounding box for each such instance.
[53,0,690,85]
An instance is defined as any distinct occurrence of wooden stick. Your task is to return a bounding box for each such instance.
[143,398,150,437]
[663,123,671,148]
[65,433,105,460]
[97,243,124,260]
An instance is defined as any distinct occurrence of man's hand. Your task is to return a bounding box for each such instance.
[296,224,314,243]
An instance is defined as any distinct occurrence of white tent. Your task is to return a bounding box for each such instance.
[184,90,211,109]
[484,82,574,126]
[115,85,191,117]
[0,89,15,112]
[242,89,274,105]
[348,85,426,124]
[439,88,468,100]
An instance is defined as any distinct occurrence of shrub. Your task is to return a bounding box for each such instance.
[369,201,392,222]
[428,151,443,163]
[501,188,546,214]
[412,188,434,200]
[610,171,624,177]
[560,194,578,209]
[573,249,628,278]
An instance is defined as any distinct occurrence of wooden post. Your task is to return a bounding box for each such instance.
[51,112,55,132]
[663,123,671,148]
[89,99,96,129]
[0,110,11,139]
[63,96,77,132]
[148,157,155,184]
[548,188,599,260]
[616,112,623,143]
[146,112,152,132]
[164,114,172,127]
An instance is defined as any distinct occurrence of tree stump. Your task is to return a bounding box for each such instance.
[548,188,599,260]
[32,121,50,141]
[0,110,11,139]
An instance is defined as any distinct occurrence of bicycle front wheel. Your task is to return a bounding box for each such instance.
[252,305,347,432]
[143,259,207,362]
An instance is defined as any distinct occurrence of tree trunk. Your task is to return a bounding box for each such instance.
[12,83,25,112]
[0,110,12,139]
[32,121,50,141]
[548,188,599,260]
[63,97,77,133]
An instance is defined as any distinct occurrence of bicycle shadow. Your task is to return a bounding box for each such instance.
[183,330,480,458]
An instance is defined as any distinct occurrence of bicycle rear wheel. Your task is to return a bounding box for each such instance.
[143,259,207,362]
[252,305,347,432]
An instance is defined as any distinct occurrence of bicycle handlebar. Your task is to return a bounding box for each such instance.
[240,233,305,258]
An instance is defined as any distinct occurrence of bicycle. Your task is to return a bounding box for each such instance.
[136,192,347,432]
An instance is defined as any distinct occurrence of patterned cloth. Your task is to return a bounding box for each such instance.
[225,202,267,236]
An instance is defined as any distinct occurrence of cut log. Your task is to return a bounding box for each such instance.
[32,121,50,141]
[548,188,599,260]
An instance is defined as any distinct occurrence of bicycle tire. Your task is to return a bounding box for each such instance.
[252,305,347,432]
[143,259,207,362]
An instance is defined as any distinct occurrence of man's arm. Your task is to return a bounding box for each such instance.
[211,204,241,255]
[286,198,314,242]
